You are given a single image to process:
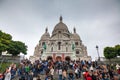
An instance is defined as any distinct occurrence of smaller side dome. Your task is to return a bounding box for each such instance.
[71,27,81,40]
[41,27,50,40]
[72,33,81,40]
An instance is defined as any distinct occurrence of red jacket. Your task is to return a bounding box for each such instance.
[118,69,120,74]
[86,76,92,80]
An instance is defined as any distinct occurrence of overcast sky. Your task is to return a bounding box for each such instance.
[0,0,120,60]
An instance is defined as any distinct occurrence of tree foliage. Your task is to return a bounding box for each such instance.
[115,45,120,56]
[0,30,12,55]
[7,41,27,56]
[104,47,116,60]
[0,30,27,56]
[104,44,120,60]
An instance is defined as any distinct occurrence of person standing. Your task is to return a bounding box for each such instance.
[50,67,54,80]
[75,68,79,79]
[62,69,67,80]
[58,68,62,80]
[86,74,92,80]
[4,68,11,80]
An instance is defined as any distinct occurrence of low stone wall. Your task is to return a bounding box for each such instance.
[100,61,120,65]
[97,57,120,65]
[0,55,20,63]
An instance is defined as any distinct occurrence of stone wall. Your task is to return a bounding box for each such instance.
[98,57,120,65]
[0,55,20,63]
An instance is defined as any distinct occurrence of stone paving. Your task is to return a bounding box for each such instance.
[39,72,83,80]
[41,69,84,80]
[13,70,84,80]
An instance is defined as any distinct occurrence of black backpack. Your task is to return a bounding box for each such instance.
[69,73,73,78]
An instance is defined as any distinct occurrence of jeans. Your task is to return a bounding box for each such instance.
[63,77,67,80]
[59,75,62,80]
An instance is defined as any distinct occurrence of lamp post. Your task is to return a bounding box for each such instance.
[96,45,100,61]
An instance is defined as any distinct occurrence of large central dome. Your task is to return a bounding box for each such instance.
[54,22,68,31]
[52,16,69,35]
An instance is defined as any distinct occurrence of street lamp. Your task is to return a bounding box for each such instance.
[96,45,100,61]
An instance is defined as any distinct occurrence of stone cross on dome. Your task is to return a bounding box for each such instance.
[73,27,76,33]
[45,27,48,33]
[60,16,63,22]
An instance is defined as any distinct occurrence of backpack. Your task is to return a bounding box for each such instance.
[69,73,73,78]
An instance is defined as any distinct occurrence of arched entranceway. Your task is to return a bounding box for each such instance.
[56,56,62,61]
[65,56,71,61]
[47,56,53,61]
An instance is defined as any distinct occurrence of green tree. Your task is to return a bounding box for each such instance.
[0,30,12,55]
[7,41,27,56]
[1,31,12,40]
[115,44,120,56]
[104,47,116,63]
[0,30,27,56]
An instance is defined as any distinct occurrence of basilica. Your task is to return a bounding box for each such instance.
[30,16,91,61]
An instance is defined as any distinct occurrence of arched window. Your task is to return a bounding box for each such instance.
[66,42,68,45]
[58,42,61,50]
[76,51,79,54]
[75,42,78,46]
[66,47,68,52]
[51,47,53,52]
[42,42,45,46]
[51,42,54,45]
[41,50,43,54]
[58,31,61,33]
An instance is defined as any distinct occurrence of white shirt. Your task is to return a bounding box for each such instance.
[75,68,78,73]
[4,72,11,80]
[58,69,62,75]
[116,64,120,69]
[90,66,93,71]
[50,68,54,75]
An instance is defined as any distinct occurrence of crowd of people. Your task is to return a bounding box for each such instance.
[0,59,120,80]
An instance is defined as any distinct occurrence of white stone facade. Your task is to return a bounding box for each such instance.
[32,16,91,61]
